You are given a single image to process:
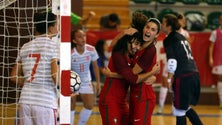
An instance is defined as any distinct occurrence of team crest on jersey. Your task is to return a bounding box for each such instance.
[128,63,131,66]
[113,118,118,124]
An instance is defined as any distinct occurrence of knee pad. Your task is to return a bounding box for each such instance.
[172,105,188,116]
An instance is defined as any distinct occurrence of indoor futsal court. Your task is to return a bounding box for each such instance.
[1,0,222,125]
[74,104,222,125]
[72,86,222,125]
[1,102,222,125]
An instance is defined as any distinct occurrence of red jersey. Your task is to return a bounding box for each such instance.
[213,29,222,66]
[99,51,138,104]
[131,43,157,101]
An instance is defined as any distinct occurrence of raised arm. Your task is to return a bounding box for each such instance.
[110,28,138,48]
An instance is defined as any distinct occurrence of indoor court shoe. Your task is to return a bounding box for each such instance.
[156,105,163,114]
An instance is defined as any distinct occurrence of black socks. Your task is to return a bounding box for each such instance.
[186,108,203,125]
[176,115,186,125]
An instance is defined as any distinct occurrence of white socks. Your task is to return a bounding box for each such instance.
[70,110,75,125]
[159,87,168,107]
[78,108,92,125]
[217,81,222,102]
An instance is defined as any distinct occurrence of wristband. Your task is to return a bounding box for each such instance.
[167,78,171,83]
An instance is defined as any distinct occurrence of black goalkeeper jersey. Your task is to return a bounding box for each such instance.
[163,31,198,77]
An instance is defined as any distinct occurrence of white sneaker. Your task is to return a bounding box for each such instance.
[156,106,163,114]
[211,85,216,88]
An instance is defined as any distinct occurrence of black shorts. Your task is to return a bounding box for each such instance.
[172,72,200,110]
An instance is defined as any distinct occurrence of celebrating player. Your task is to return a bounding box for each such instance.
[99,31,159,125]
[105,12,161,125]
[128,17,161,125]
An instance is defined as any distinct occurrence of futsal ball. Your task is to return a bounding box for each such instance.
[70,71,81,93]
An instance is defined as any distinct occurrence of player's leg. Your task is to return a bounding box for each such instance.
[146,99,156,125]
[71,95,77,125]
[175,73,202,125]
[157,63,168,114]
[98,101,107,125]
[78,84,94,125]
[212,66,222,108]
[120,102,130,125]
[131,99,155,125]
[157,76,168,114]
[176,116,186,125]
[216,74,222,108]
[186,107,203,125]
[172,77,188,125]
[19,104,33,125]
[173,107,202,125]
[99,102,123,125]
[173,100,202,125]
[185,73,202,125]
[78,93,94,125]
[172,105,187,125]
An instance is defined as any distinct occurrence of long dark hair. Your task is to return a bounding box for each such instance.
[95,39,106,67]
[131,11,149,33]
[131,11,149,43]
[112,32,142,54]
[71,29,80,49]
[34,11,57,34]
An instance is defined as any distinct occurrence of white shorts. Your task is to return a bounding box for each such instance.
[212,65,222,75]
[19,104,57,125]
[78,83,94,94]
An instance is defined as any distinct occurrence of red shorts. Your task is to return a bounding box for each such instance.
[129,98,156,125]
[99,101,130,125]
[129,84,156,125]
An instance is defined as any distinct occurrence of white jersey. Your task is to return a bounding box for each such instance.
[17,37,59,109]
[71,44,99,85]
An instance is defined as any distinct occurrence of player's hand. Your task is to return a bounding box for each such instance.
[124,28,138,35]
[88,11,96,18]
[144,75,156,85]
[71,92,79,97]
[102,67,111,77]
[152,62,160,75]
[95,82,101,96]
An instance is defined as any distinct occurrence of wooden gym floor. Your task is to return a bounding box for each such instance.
[1,86,221,125]
[0,103,222,125]
[74,104,222,125]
